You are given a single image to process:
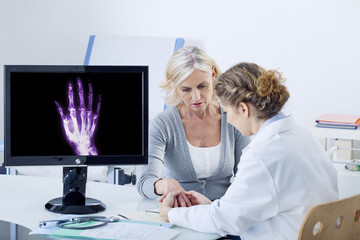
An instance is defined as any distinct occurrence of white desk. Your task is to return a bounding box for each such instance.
[333,163,360,199]
[304,123,360,199]
[0,175,220,240]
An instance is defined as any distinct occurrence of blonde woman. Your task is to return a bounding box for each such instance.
[160,62,338,239]
[137,46,249,206]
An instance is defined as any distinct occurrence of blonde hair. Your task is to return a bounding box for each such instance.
[160,46,221,106]
[215,62,289,119]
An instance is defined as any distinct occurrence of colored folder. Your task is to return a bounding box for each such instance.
[315,114,360,129]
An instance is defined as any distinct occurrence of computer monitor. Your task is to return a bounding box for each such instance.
[4,65,148,214]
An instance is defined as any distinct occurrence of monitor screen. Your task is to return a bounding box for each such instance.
[4,65,149,214]
[4,65,148,166]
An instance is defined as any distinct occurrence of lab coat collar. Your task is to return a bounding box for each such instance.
[243,114,296,152]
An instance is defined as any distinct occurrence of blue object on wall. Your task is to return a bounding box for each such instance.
[84,35,96,66]
[174,38,185,52]
[0,140,3,152]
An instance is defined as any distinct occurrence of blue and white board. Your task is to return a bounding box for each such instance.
[84,35,184,119]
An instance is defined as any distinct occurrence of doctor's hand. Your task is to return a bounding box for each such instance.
[159,190,181,222]
[155,179,192,207]
[185,190,212,205]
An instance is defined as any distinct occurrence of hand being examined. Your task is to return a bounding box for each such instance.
[155,178,193,207]
[159,190,212,222]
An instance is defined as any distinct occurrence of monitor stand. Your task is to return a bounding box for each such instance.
[45,166,106,214]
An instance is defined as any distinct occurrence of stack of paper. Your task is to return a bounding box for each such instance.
[52,221,179,240]
[315,114,360,129]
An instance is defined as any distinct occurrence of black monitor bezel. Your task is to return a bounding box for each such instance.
[4,65,148,166]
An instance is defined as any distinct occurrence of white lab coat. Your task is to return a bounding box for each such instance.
[168,115,339,240]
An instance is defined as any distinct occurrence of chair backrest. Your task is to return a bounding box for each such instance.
[298,194,360,240]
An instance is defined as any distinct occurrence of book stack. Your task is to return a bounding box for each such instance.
[315,114,360,129]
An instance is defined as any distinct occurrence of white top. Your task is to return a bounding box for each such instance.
[187,141,221,179]
[169,115,339,240]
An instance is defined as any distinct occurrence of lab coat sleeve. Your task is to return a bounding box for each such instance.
[168,155,279,236]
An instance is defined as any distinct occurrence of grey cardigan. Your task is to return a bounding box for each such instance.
[137,106,249,200]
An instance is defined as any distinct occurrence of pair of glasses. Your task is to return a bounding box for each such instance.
[39,216,119,230]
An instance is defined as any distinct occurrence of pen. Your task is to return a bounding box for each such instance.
[117,214,132,220]
[145,210,160,214]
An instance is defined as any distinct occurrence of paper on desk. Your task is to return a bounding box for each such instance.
[29,226,55,235]
[122,209,165,223]
[53,221,180,240]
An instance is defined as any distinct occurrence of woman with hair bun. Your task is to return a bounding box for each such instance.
[160,62,339,239]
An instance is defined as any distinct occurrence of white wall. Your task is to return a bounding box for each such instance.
[1,0,360,144]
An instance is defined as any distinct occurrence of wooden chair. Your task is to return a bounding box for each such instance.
[298,194,360,240]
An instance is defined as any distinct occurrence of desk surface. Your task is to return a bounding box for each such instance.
[0,175,219,240]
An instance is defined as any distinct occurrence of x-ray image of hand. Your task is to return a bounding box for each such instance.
[55,78,101,155]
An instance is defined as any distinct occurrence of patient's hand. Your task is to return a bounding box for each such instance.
[55,78,101,155]
[156,179,192,207]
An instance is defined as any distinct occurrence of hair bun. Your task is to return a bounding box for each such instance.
[215,62,289,119]
[256,70,283,97]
